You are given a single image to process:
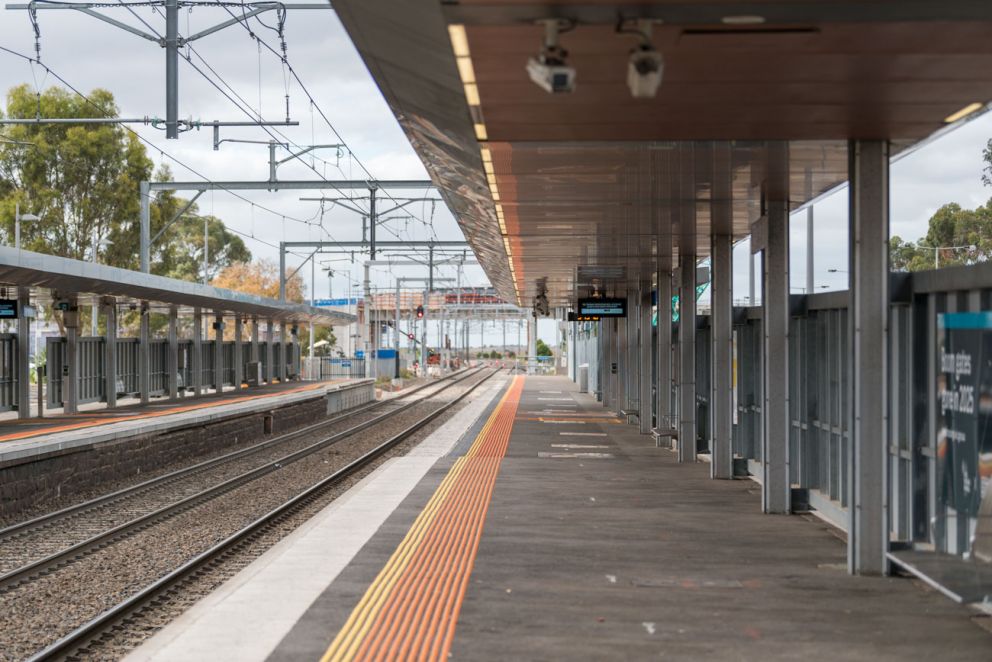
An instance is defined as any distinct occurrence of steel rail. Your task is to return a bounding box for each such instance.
[0,370,474,543]
[0,369,481,591]
[27,368,500,662]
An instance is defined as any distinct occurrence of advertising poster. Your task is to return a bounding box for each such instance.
[936,312,992,548]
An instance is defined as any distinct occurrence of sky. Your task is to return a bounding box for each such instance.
[2,5,992,347]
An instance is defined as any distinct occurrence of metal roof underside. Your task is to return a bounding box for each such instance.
[0,247,355,326]
[332,0,992,307]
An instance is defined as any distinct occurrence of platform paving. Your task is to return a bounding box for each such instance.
[267,375,990,661]
[123,374,510,662]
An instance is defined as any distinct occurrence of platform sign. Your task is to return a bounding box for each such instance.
[578,297,626,318]
[0,299,17,319]
[935,311,992,549]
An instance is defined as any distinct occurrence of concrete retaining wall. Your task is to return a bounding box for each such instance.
[0,379,376,521]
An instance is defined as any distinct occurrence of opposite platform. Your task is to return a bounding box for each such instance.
[0,379,366,467]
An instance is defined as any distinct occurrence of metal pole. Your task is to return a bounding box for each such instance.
[369,187,377,259]
[203,214,209,284]
[14,202,19,250]
[16,287,30,419]
[394,278,401,378]
[165,0,179,139]
[805,167,814,296]
[91,228,99,337]
[167,305,178,399]
[421,289,428,376]
[309,257,315,375]
[278,243,286,301]
[139,302,150,404]
[64,297,79,414]
[105,298,119,408]
[848,139,890,575]
[192,308,203,396]
[763,141,791,513]
[212,313,224,392]
[234,315,244,388]
[363,263,371,377]
[140,181,150,272]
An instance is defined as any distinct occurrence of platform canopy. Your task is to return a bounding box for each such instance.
[331,0,992,307]
[0,246,355,326]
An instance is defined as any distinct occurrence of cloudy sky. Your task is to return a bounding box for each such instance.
[2,5,992,344]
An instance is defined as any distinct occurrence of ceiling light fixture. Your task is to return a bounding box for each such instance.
[721,15,766,25]
[944,102,984,124]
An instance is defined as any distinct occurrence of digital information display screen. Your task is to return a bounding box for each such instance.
[0,299,18,319]
[577,297,626,317]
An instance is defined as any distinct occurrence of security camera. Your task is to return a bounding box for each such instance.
[627,46,663,98]
[527,56,576,94]
[527,19,575,94]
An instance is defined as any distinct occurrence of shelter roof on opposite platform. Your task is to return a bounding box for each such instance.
[0,246,355,326]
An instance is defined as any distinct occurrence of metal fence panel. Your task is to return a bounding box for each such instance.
[0,334,17,412]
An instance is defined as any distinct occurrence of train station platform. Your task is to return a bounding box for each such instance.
[0,379,375,519]
[126,375,992,661]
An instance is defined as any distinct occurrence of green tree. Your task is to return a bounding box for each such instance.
[983,138,991,188]
[0,86,249,282]
[536,338,552,357]
[0,84,152,261]
[890,200,992,272]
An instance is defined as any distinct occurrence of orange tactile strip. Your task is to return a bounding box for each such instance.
[0,381,332,444]
[320,376,524,662]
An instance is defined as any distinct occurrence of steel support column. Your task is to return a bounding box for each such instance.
[105,298,118,409]
[678,254,697,462]
[167,306,178,399]
[234,316,244,389]
[214,313,224,393]
[626,291,639,419]
[250,317,260,384]
[64,297,79,414]
[763,142,791,513]
[599,318,616,409]
[616,312,627,416]
[848,139,890,575]
[279,323,288,382]
[139,301,150,404]
[16,287,30,419]
[711,233,734,478]
[657,249,674,442]
[266,320,275,383]
[192,308,203,396]
[711,144,735,478]
[639,282,653,434]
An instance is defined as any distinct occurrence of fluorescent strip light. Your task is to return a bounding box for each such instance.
[483,161,495,176]
[722,15,765,25]
[456,57,476,84]
[944,102,983,123]
[474,123,488,140]
[448,25,470,58]
[463,83,481,106]
[480,147,493,163]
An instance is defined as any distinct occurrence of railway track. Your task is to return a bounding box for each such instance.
[0,368,499,662]
[0,368,478,587]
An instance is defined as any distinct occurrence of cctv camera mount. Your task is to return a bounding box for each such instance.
[527,19,577,94]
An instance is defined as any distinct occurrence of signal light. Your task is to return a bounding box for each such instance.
[407,333,415,340]
[416,305,424,319]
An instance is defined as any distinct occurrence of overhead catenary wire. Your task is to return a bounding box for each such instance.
[0,44,327,249]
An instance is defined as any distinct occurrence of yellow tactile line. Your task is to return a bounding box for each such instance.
[320,377,520,662]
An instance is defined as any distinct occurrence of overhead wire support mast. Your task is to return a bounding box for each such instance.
[139,178,435,272]
[5,1,331,138]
